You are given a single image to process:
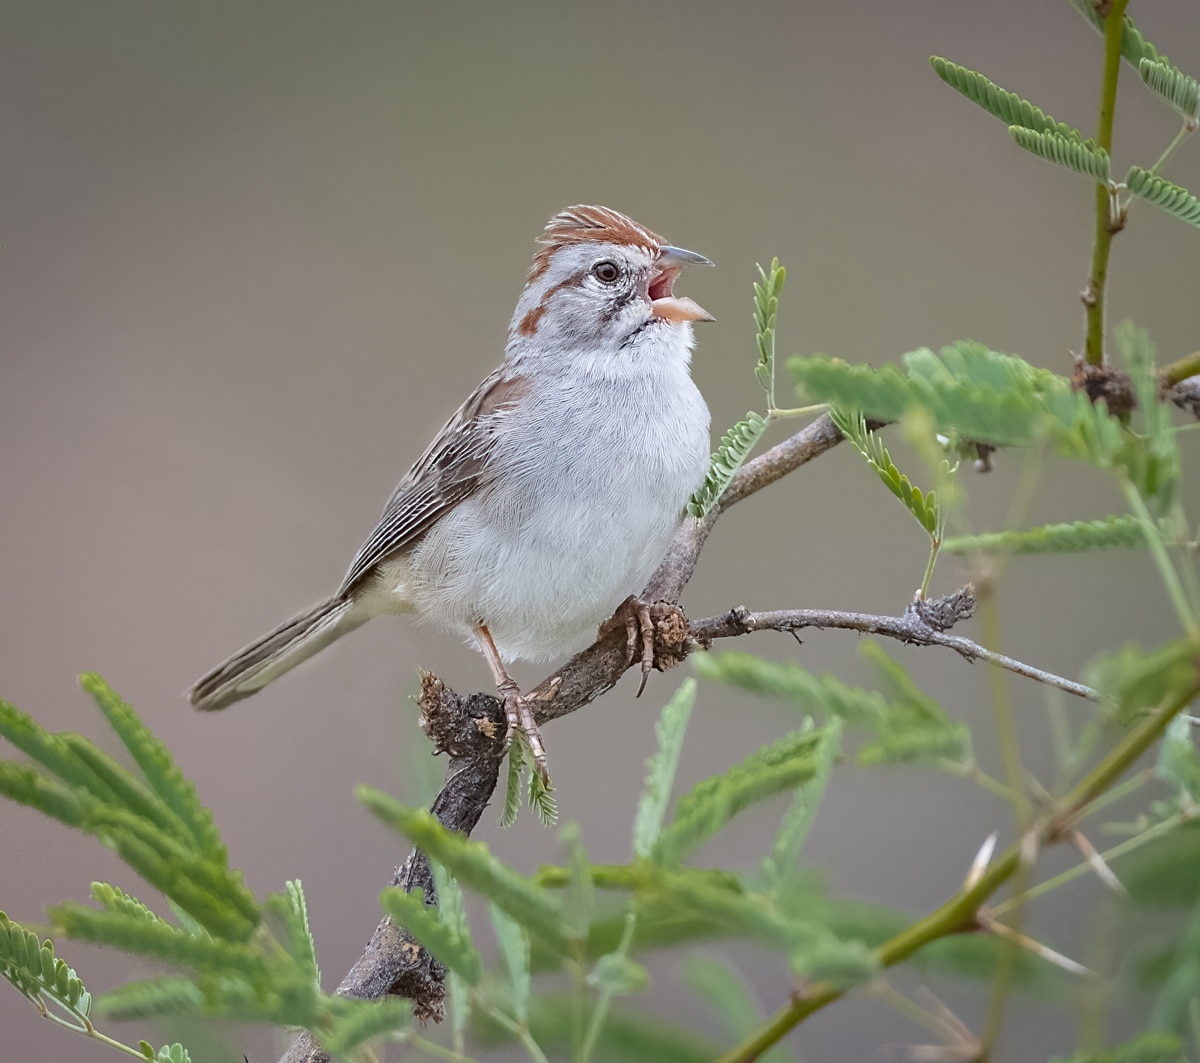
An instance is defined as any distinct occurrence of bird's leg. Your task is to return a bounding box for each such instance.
[597,595,657,697]
[473,624,548,783]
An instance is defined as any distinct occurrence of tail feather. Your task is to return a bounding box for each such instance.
[187,597,363,711]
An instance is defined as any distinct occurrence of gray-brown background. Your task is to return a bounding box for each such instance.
[3,2,1198,1060]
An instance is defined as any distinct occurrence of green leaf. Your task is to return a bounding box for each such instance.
[1157,717,1200,804]
[788,934,878,988]
[320,995,411,1055]
[754,259,786,406]
[1148,905,1200,1036]
[653,727,832,866]
[829,407,944,538]
[1126,167,1200,229]
[80,674,226,864]
[50,902,268,978]
[632,865,793,946]
[0,760,87,827]
[944,515,1147,555]
[359,790,567,953]
[0,705,126,811]
[588,952,649,996]
[1119,822,1200,907]
[633,680,696,859]
[688,412,769,518]
[96,976,204,1020]
[693,652,889,727]
[858,643,971,764]
[58,733,194,844]
[523,993,721,1063]
[1118,322,1180,513]
[683,956,791,1063]
[428,862,474,1040]
[379,886,482,986]
[499,732,524,828]
[929,57,1089,143]
[287,880,319,984]
[762,719,841,895]
[561,823,595,943]
[150,1045,193,1063]
[0,912,93,1024]
[1082,639,1199,723]
[1049,1031,1186,1063]
[1064,1,1171,71]
[527,754,558,828]
[90,883,170,930]
[1139,59,1200,121]
[500,729,558,827]
[791,342,1145,478]
[490,902,531,1023]
[1009,127,1112,184]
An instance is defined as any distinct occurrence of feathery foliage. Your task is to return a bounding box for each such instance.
[683,957,791,1063]
[1010,127,1112,184]
[632,679,696,859]
[688,412,768,518]
[0,910,92,1024]
[1139,59,1200,123]
[929,57,1089,143]
[500,728,558,827]
[489,902,532,1023]
[1049,1032,1186,1063]
[652,726,834,867]
[1125,167,1200,228]
[944,515,1148,555]
[829,407,947,538]
[754,259,785,408]
[761,718,841,896]
[360,790,568,953]
[380,886,483,985]
[1064,0,1170,71]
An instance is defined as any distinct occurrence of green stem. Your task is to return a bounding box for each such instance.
[990,809,1189,918]
[711,676,1200,1063]
[1123,481,1199,637]
[1162,350,1200,388]
[485,1007,551,1063]
[1083,0,1129,366]
[1147,121,1194,179]
[36,1008,148,1061]
[402,1032,479,1063]
[578,911,638,1063]
[768,404,827,420]
[918,539,940,600]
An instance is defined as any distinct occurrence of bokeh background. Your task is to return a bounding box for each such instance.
[3,2,1199,1060]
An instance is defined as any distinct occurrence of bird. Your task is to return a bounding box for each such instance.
[187,205,714,780]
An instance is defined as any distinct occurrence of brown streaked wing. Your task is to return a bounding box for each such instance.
[336,369,528,594]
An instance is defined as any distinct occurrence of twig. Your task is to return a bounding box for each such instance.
[688,600,1098,701]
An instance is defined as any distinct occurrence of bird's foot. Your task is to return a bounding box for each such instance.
[497,677,548,783]
[599,595,686,697]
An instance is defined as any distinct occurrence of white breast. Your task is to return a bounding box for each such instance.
[405,330,711,662]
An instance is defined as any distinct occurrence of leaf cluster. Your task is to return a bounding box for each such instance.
[0,676,419,1059]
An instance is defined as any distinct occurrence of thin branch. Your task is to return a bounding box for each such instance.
[689,599,1098,701]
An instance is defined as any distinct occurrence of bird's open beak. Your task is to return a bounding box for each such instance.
[650,245,715,323]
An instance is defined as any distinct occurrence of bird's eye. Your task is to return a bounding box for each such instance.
[592,261,621,283]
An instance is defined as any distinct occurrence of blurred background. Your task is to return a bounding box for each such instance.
[2,2,1199,1060]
